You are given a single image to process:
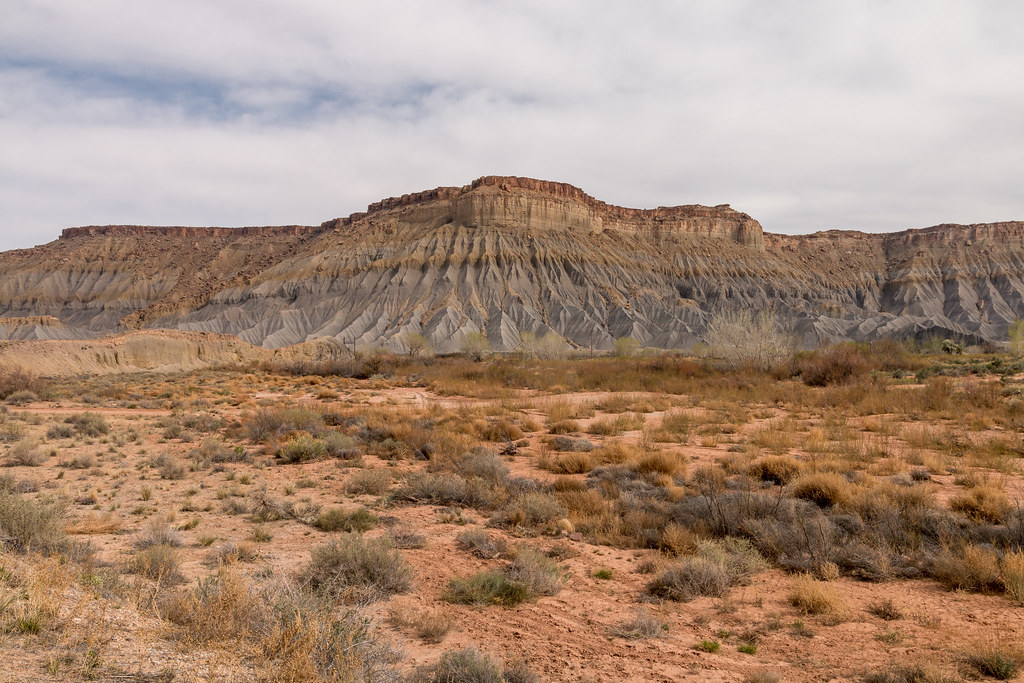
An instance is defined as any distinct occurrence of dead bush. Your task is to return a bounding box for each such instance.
[129,544,183,582]
[930,543,1003,593]
[788,575,848,615]
[0,490,69,554]
[796,344,869,386]
[301,533,413,600]
[489,492,567,534]
[949,485,1010,524]
[6,440,45,467]
[345,468,392,496]
[65,412,109,437]
[647,556,730,601]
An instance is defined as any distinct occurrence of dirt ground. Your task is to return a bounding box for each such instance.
[2,368,1023,682]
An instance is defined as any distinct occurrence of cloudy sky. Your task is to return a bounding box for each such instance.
[1,1,1022,251]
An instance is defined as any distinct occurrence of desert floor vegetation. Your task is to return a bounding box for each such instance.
[0,344,1023,680]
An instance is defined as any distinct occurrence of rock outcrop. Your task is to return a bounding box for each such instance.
[1,175,1022,352]
[0,330,350,376]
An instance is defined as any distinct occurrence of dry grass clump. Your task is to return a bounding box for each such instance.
[863,663,959,683]
[795,344,870,386]
[151,452,186,479]
[587,413,645,436]
[388,606,454,644]
[867,598,904,621]
[64,512,121,535]
[163,566,403,681]
[546,418,580,435]
[0,369,48,401]
[546,435,593,453]
[190,438,247,467]
[931,543,1004,593]
[790,472,850,508]
[788,575,848,615]
[301,533,413,600]
[647,556,729,601]
[612,608,667,639]
[134,519,182,548]
[245,406,325,442]
[479,418,524,442]
[0,555,73,636]
[948,484,1010,523]
[397,472,495,509]
[1002,550,1024,603]
[456,529,507,559]
[129,544,183,582]
[748,455,802,485]
[633,450,685,477]
[540,451,593,474]
[345,468,392,496]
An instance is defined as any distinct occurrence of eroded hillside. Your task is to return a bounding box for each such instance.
[1,176,1022,350]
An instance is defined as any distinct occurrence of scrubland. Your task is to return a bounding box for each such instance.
[1,343,1023,681]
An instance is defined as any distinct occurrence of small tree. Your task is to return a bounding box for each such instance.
[536,333,570,360]
[941,339,964,355]
[613,337,641,358]
[461,332,490,361]
[401,333,433,357]
[705,310,790,370]
[1009,318,1024,356]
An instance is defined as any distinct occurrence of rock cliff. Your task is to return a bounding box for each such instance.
[1,176,1021,352]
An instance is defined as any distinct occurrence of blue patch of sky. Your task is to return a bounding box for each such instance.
[0,56,402,125]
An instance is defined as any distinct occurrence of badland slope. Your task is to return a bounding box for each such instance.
[1,176,1022,351]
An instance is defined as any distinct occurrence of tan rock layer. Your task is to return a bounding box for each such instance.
[2,175,1024,352]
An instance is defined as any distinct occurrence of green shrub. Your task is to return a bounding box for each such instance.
[505,548,561,597]
[964,642,1023,680]
[416,647,503,683]
[444,571,532,607]
[314,507,378,533]
[278,435,327,463]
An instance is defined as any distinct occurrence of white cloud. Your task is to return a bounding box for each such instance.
[1,0,1023,250]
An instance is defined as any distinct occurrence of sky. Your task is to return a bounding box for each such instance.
[1,1,1023,251]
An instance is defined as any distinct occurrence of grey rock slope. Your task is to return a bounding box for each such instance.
[1,176,1022,351]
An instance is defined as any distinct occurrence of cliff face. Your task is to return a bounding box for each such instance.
[0,176,1021,351]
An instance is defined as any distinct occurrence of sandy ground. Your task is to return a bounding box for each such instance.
[1,377,1023,682]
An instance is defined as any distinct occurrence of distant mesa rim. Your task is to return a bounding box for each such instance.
[53,174,1024,248]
